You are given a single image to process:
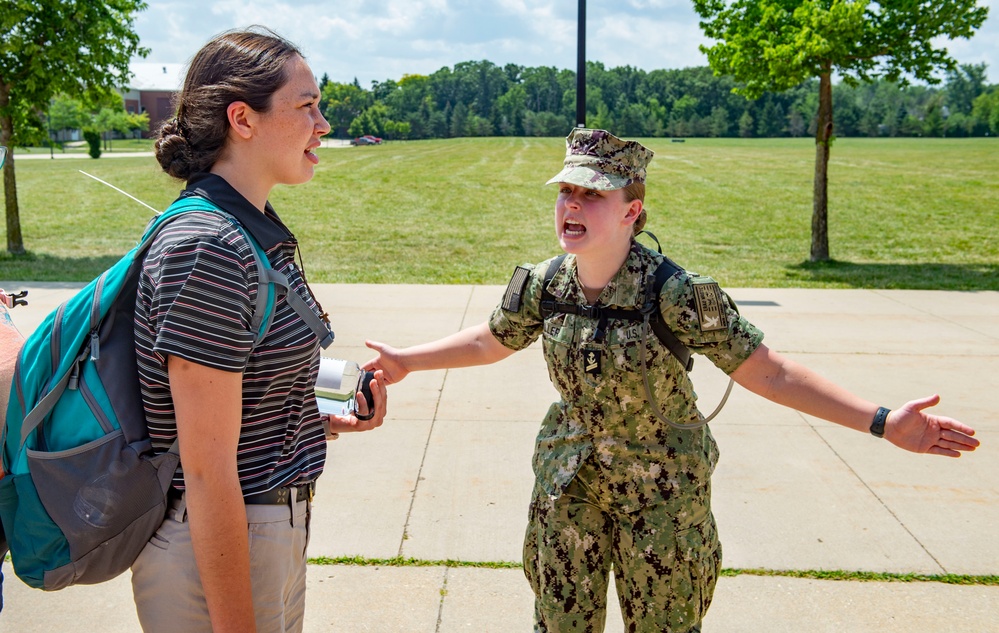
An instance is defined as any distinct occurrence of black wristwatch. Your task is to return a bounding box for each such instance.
[870,407,890,438]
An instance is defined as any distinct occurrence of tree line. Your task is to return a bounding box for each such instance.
[321,61,999,141]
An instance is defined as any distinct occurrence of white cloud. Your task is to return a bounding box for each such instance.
[133,0,998,85]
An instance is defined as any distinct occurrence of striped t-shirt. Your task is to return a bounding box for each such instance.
[134,173,327,494]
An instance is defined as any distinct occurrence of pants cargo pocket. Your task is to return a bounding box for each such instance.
[668,515,720,632]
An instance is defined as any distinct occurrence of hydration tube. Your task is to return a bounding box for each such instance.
[637,312,734,431]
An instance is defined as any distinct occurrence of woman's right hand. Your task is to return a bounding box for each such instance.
[364,340,409,384]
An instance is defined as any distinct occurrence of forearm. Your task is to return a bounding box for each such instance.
[169,356,257,632]
[731,344,878,432]
[185,475,257,633]
[400,322,515,372]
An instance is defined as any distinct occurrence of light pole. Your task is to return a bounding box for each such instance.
[576,0,586,128]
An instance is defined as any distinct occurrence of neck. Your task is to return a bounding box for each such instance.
[211,158,271,212]
[574,239,632,304]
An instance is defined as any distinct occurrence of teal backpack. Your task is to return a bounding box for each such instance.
[0,196,332,591]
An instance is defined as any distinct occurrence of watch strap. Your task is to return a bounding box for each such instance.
[870,406,890,438]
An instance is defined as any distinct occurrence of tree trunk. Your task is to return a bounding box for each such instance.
[0,84,26,255]
[811,69,833,262]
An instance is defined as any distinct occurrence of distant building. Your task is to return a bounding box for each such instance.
[122,63,185,137]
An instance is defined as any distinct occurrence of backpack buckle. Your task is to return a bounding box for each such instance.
[0,289,28,309]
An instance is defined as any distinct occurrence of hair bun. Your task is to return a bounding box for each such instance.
[155,119,194,180]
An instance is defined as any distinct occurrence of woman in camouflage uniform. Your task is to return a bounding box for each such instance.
[365,129,978,633]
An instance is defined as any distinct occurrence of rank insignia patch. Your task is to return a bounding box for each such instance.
[502,266,531,312]
[692,281,728,332]
[583,348,602,377]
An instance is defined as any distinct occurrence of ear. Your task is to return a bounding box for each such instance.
[226,101,255,140]
[622,198,643,227]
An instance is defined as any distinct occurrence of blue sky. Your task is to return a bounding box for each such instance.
[133,0,998,87]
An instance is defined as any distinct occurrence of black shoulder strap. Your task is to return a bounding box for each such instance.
[538,252,694,371]
[649,259,694,371]
[539,254,568,319]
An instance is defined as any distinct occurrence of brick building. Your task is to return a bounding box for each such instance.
[122,63,185,138]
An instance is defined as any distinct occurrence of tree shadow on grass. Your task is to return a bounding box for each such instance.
[785,260,999,291]
[0,253,123,283]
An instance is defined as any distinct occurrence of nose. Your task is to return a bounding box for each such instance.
[314,107,331,136]
[564,189,584,208]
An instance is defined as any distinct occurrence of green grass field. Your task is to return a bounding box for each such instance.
[1,137,996,289]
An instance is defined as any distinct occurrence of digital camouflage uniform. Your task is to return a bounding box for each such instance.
[490,244,763,632]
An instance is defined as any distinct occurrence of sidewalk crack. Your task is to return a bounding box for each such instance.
[397,287,477,557]
[434,567,450,633]
[802,414,948,573]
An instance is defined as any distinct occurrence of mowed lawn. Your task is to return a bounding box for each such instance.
[1,137,996,289]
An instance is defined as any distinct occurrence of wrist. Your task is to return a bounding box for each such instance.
[321,414,341,441]
[869,406,890,438]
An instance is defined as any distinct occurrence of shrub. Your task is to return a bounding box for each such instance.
[83,129,101,159]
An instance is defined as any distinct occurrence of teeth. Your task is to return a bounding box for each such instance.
[564,222,585,236]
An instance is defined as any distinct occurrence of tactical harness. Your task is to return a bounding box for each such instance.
[533,232,734,430]
[540,252,693,371]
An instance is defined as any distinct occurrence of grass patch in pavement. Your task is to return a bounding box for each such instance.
[308,555,998,585]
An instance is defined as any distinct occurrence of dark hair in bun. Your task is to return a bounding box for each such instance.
[155,26,302,180]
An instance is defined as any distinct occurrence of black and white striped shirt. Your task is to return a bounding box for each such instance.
[135,173,327,494]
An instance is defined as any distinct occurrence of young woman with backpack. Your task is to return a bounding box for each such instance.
[132,27,387,633]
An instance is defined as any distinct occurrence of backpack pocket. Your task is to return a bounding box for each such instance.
[22,430,177,589]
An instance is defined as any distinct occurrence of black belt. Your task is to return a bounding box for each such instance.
[169,481,315,505]
[244,481,315,505]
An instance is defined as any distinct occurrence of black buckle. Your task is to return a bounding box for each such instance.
[577,305,601,319]
[1,289,28,309]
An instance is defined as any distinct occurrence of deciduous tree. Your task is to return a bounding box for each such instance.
[693,0,988,261]
[0,0,147,254]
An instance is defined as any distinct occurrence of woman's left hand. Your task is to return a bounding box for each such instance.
[323,369,388,433]
[886,394,979,457]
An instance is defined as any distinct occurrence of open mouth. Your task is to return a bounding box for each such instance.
[563,221,586,236]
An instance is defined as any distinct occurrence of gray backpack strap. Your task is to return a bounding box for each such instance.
[257,266,334,349]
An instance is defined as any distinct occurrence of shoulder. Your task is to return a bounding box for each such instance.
[646,249,713,301]
[149,210,255,261]
[142,211,260,292]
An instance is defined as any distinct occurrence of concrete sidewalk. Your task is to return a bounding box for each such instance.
[1,283,997,632]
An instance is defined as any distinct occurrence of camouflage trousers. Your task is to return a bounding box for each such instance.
[523,468,720,633]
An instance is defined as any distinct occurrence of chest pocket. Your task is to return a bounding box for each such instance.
[541,313,583,393]
[543,314,670,392]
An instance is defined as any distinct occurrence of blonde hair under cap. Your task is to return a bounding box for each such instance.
[546,128,654,191]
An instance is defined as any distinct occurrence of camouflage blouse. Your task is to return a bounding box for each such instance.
[489,241,764,515]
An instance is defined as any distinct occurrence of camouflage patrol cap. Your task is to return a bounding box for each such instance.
[545,128,654,190]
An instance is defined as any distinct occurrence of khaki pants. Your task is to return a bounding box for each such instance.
[131,492,311,633]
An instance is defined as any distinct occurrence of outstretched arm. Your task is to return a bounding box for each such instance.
[731,343,979,457]
[364,322,515,384]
